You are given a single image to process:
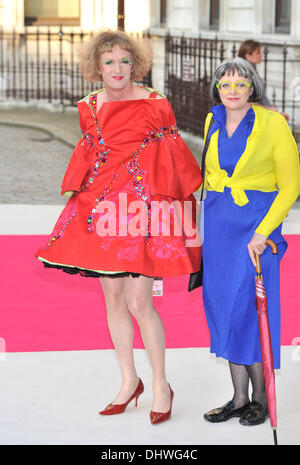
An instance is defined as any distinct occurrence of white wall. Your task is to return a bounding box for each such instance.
[167,0,196,32]
[86,0,151,33]
[153,0,298,42]
[0,0,24,28]
[223,0,255,34]
[1,0,299,40]
[125,0,151,33]
[0,0,152,32]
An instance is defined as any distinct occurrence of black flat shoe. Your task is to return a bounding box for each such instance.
[204,401,251,423]
[239,400,269,426]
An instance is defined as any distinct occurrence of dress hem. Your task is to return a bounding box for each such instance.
[38,257,146,278]
[209,348,281,370]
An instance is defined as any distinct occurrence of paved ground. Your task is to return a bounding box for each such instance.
[0,104,202,154]
[0,104,298,209]
[0,124,72,205]
[0,347,298,445]
[0,105,203,206]
[0,106,80,205]
[0,105,81,147]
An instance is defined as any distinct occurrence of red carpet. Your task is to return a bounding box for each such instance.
[0,235,299,353]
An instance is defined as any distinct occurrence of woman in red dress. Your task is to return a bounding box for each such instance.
[35,30,202,424]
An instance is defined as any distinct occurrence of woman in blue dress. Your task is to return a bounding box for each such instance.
[202,58,300,426]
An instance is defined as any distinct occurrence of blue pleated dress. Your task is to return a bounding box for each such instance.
[202,105,286,369]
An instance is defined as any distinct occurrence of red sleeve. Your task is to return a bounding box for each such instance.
[148,135,202,199]
[60,103,94,195]
[148,101,202,199]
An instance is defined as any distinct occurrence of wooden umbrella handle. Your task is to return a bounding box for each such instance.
[266,239,278,254]
[255,239,278,274]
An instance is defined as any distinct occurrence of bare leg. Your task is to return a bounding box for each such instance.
[100,276,139,404]
[124,275,171,413]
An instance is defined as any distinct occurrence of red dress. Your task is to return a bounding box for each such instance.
[35,90,202,277]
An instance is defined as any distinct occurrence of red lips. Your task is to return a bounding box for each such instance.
[113,76,124,80]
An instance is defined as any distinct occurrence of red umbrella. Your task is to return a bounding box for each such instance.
[254,238,278,446]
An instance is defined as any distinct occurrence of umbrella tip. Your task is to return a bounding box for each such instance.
[273,429,278,446]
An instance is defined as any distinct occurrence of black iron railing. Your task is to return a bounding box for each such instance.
[0,26,152,106]
[1,27,300,141]
[164,34,300,140]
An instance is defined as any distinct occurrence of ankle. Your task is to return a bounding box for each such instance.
[121,375,139,387]
[232,396,250,409]
[152,378,169,390]
[252,393,267,407]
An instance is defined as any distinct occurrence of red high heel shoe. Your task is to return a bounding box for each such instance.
[150,384,174,424]
[99,378,144,415]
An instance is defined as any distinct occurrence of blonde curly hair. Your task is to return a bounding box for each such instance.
[78,30,153,82]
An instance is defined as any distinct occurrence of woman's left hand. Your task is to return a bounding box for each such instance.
[247,232,267,267]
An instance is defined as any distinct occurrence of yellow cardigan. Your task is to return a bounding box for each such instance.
[202,104,300,237]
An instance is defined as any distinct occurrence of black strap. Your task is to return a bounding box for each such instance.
[188,116,215,293]
[200,116,215,201]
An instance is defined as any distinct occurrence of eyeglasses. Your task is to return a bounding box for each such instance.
[216,80,252,94]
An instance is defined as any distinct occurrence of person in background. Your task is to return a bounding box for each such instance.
[238,39,289,120]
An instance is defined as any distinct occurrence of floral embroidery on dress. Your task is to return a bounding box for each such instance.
[79,93,111,192]
[87,123,180,237]
[79,131,110,192]
[151,236,188,259]
[116,243,140,261]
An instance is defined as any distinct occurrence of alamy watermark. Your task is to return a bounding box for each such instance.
[291,337,300,362]
[94,193,202,247]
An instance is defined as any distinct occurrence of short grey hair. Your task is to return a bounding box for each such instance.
[210,57,263,103]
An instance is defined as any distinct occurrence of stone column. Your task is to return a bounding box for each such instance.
[291,0,300,37]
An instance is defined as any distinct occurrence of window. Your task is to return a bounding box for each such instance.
[160,0,167,27]
[25,0,81,26]
[275,0,291,34]
[209,0,220,31]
